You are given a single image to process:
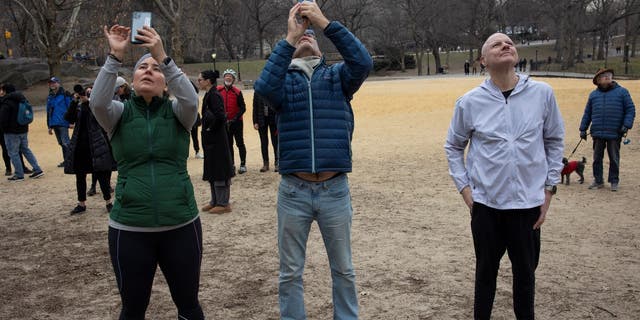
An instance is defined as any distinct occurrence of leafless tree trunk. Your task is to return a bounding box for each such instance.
[12,0,83,77]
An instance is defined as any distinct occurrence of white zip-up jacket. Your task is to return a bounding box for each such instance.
[445,75,564,210]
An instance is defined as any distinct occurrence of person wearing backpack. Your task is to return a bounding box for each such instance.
[0,83,32,176]
[0,83,44,181]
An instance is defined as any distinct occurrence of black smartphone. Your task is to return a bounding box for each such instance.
[131,11,151,44]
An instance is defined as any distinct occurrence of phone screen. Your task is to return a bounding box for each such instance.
[131,12,152,44]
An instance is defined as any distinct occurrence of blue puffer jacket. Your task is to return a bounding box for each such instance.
[580,82,635,140]
[47,88,71,128]
[254,21,373,174]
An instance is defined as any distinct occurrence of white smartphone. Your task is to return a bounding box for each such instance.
[131,11,152,44]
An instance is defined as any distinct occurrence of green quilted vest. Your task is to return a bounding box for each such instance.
[109,95,198,227]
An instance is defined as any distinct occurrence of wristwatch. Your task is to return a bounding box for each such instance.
[545,185,557,195]
[162,56,172,65]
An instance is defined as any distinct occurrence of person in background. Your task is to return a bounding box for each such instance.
[217,69,247,174]
[189,79,204,159]
[64,84,115,214]
[90,23,203,319]
[199,69,234,214]
[0,83,31,176]
[0,83,45,182]
[445,32,564,319]
[46,76,72,168]
[253,92,278,172]
[579,68,635,192]
[87,84,115,197]
[254,1,373,318]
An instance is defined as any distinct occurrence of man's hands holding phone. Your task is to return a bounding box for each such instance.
[286,1,330,46]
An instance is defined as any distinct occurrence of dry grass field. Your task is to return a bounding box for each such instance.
[1,76,639,319]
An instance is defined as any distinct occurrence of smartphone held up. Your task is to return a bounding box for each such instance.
[296,0,313,25]
[131,11,152,44]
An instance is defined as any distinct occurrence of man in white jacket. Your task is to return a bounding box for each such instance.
[444,33,564,319]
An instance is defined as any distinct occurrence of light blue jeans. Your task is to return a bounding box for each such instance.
[277,173,358,320]
[4,133,42,178]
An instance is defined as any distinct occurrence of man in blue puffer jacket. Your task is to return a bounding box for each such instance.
[46,77,72,167]
[580,68,635,191]
[254,2,372,319]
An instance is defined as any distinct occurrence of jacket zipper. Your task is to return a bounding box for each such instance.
[305,75,315,173]
[146,108,158,225]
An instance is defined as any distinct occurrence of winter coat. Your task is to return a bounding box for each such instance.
[46,87,71,128]
[252,92,276,128]
[201,87,233,181]
[580,82,636,140]
[109,95,198,227]
[0,92,29,134]
[254,21,373,174]
[63,100,116,174]
[217,85,246,122]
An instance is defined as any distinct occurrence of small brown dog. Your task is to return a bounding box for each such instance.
[561,157,586,185]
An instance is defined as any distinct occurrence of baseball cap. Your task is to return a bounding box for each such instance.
[48,76,61,83]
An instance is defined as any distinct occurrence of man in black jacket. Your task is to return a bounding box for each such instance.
[0,84,45,181]
[253,92,278,172]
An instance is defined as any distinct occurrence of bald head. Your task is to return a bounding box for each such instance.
[480,33,518,71]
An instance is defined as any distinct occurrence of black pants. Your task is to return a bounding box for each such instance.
[108,219,204,320]
[191,125,200,153]
[77,171,111,202]
[90,171,112,190]
[471,202,540,320]
[228,120,246,166]
[258,117,277,164]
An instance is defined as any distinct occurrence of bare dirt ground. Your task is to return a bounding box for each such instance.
[1,76,639,319]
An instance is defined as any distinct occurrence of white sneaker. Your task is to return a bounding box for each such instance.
[195,152,204,159]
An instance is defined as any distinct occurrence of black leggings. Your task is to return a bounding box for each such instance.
[191,125,200,153]
[108,219,204,320]
[77,171,111,202]
[258,116,278,164]
[228,120,246,165]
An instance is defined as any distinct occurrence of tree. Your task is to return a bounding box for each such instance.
[153,0,188,65]
[241,0,288,59]
[11,0,83,77]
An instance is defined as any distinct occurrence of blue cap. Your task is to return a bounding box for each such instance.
[48,76,61,83]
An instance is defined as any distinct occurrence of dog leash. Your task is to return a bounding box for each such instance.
[567,137,584,159]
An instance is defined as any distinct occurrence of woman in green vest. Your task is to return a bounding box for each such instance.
[90,24,204,319]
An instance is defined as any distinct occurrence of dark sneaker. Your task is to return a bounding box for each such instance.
[29,171,44,179]
[106,203,113,213]
[57,162,65,168]
[23,168,33,174]
[70,205,86,215]
[87,186,97,196]
[7,175,24,182]
[611,183,618,192]
[4,170,11,176]
[588,182,604,190]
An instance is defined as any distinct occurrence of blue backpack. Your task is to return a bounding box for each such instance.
[17,99,34,125]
